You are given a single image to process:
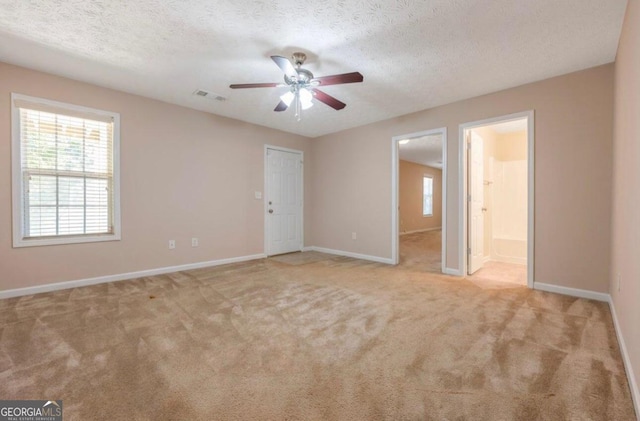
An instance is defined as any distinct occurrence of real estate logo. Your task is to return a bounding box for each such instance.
[0,400,62,421]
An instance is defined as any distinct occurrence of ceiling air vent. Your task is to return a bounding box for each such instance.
[193,89,226,102]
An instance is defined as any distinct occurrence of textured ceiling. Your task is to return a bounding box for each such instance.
[487,118,528,134]
[399,135,443,169]
[0,0,627,138]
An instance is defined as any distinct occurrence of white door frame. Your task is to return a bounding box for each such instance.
[264,144,304,256]
[458,110,535,288]
[391,127,448,271]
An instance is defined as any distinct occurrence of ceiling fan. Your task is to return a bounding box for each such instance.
[229,52,364,121]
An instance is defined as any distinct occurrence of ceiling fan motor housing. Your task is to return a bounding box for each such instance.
[285,67,314,86]
[283,52,314,86]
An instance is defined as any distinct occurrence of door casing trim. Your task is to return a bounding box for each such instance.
[391,127,448,271]
[458,110,535,288]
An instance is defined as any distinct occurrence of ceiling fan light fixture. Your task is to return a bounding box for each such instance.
[299,88,314,110]
[299,88,312,102]
[280,91,295,106]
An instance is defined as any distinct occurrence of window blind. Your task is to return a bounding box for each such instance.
[19,107,114,239]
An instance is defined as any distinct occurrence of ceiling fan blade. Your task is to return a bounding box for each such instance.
[274,100,288,112]
[229,82,280,89]
[314,72,363,86]
[271,55,298,79]
[312,88,346,110]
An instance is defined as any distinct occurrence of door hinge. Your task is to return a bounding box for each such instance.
[467,194,471,202]
[467,141,471,150]
[467,247,471,255]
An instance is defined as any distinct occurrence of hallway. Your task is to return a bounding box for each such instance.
[399,230,441,273]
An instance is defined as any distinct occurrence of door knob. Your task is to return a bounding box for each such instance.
[268,209,273,214]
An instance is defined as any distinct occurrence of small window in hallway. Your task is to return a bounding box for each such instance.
[423,175,433,216]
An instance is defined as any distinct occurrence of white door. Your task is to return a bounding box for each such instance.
[468,131,484,274]
[266,148,303,256]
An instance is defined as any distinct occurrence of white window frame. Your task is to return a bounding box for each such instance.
[11,93,121,248]
[423,174,433,217]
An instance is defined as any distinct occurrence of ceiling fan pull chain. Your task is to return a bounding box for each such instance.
[295,90,302,121]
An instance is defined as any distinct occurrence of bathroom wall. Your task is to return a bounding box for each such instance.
[473,127,528,264]
[473,127,498,259]
[491,131,528,264]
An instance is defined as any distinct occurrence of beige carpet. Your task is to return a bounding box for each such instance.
[400,229,442,273]
[0,253,636,420]
[401,230,528,287]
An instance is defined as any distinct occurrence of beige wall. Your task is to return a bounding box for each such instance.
[0,59,620,317]
[0,62,311,291]
[492,130,528,264]
[311,64,614,292]
[611,0,640,409]
[399,160,442,233]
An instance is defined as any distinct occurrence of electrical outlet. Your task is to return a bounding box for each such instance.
[352,232,357,240]
[169,240,176,249]
[191,237,199,247]
[254,191,262,199]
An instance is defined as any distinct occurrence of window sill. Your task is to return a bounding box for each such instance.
[13,233,121,248]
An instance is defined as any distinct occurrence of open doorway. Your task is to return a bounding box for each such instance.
[460,112,534,287]
[391,128,447,272]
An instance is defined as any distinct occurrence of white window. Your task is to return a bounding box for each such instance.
[423,175,433,217]
[11,94,120,247]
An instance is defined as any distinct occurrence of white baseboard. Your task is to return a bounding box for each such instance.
[609,297,640,417]
[533,282,609,302]
[305,246,394,265]
[533,282,637,415]
[0,253,267,300]
[443,268,463,276]
[400,227,442,236]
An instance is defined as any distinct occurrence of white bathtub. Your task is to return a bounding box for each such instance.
[492,237,527,265]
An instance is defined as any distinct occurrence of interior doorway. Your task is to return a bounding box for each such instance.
[460,112,534,287]
[391,128,447,272]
